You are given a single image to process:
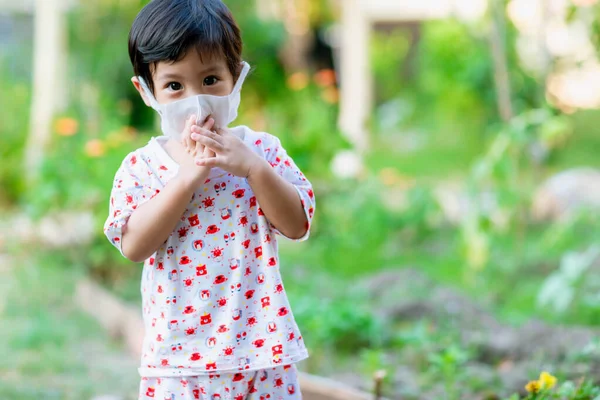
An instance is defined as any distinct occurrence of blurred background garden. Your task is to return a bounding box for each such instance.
[2,0,600,399]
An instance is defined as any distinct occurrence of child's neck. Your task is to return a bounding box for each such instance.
[161,137,187,166]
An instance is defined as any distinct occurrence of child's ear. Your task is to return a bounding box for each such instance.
[131,76,152,107]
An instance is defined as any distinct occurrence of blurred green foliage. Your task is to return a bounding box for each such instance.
[0,64,30,206]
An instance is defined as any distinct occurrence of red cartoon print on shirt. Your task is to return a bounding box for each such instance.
[261,296,270,308]
[224,232,234,243]
[236,331,247,344]
[211,246,224,261]
[246,313,257,327]
[274,282,284,294]
[202,196,215,212]
[277,307,288,317]
[266,321,277,333]
[206,225,220,234]
[221,345,233,357]
[200,313,212,326]
[196,264,207,276]
[179,255,191,265]
[220,208,232,220]
[230,283,241,294]
[217,297,228,307]
[238,212,248,227]
[206,362,217,370]
[183,305,196,314]
[206,337,217,348]
[192,240,203,251]
[183,276,194,291]
[200,290,211,301]
[287,384,296,395]
[229,258,239,270]
[232,189,245,199]
[188,214,200,227]
[273,374,284,388]
[185,327,197,336]
[232,308,242,321]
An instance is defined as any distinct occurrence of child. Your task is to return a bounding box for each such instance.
[103,1,315,398]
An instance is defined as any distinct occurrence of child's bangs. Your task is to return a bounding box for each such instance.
[190,36,224,65]
[177,12,227,65]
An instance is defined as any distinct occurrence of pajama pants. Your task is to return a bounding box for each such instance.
[139,364,301,400]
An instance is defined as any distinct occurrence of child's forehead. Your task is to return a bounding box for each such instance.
[152,48,227,78]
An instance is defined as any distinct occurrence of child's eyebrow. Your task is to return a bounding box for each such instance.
[156,66,224,82]
[195,65,224,76]
[156,72,184,82]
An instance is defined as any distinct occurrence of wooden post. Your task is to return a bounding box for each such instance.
[25,0,68,183]
[338,0,371,151]
[489,0,514,122]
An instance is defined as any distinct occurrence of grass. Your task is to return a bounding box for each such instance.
[366,118,484,180]
[365,109,600,181]
[278,210,600,329]
[0,247,139,400]
[552,110,600,171]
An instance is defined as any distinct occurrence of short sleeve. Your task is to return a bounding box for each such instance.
[265,136,315,241]
[103,151,157,257]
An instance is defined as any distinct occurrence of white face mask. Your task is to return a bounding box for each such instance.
[138,62,250,139]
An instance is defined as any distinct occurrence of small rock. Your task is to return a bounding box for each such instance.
[532,168,600,221]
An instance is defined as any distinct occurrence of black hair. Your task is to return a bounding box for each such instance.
[128,0,243,94]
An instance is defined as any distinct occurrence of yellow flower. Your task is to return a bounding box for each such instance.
[286,72,309,91]
[525,380,541,394]
[54,117,79,136]
[321,87,339,104]
[85,139,106,158]
[539,371,557,389]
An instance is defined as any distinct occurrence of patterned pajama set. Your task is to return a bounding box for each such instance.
[104,126,315,400]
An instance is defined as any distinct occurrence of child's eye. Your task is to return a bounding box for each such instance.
[167,82,183,91]
[203,76,219,86]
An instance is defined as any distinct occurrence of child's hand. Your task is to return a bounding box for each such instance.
[190,126,263,178]
[176,115,216,188]
[182,115,210,158]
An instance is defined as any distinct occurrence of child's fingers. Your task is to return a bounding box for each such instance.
[196,155,222,169]
[194,146,216,167]
[194,117,214,156]
[202,116,215,131]
[194,136,204,157]
[203,145,215,159]
[182,114,196,153]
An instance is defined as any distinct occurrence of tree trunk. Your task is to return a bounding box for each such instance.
[25,0,68,183]
[338,0,371,151]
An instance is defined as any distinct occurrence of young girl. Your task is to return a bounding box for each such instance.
[103,1,315,398]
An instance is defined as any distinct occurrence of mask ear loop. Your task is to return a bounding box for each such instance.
[232,62,251,94]
[137,76,162,113]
